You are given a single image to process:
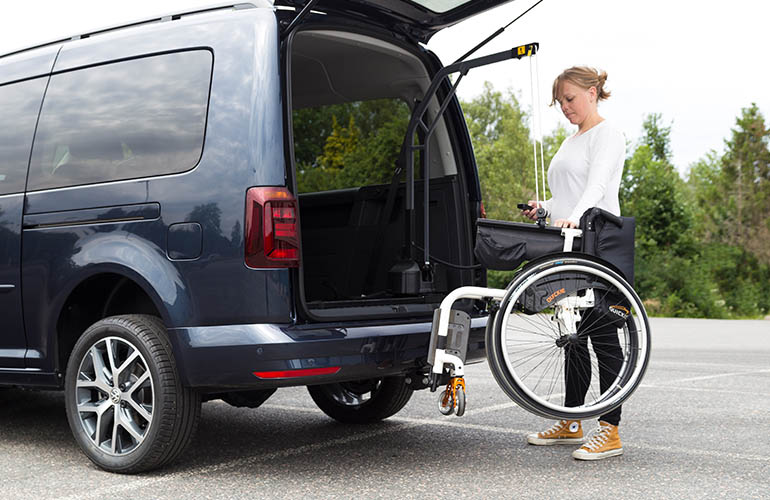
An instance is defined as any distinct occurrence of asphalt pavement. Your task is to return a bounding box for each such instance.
[1,317,768,499]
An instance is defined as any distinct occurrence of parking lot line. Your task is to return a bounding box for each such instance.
[664,368,770,384]
[638,384,770,397]
[265,403,770,464]
[54,393,770,500]
[58,415,420,500]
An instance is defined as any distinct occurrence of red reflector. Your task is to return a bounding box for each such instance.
[253,367,341,379]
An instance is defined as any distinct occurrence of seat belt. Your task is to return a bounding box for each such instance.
[363,162,403,294]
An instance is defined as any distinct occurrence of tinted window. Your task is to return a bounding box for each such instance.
[0,78,47,195]
[293,98,411,193]
[28,50,212,191]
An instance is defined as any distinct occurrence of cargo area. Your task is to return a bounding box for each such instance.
[289,29,478,319]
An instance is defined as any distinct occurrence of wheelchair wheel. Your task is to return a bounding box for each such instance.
[486,255,651,420]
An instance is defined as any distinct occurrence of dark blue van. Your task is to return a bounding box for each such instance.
[0,0,511,472]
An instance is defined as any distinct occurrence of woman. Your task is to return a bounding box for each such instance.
[521,66,626,461]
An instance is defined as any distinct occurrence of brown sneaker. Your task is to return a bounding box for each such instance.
[527,420,584,445]
[572,421,624,460]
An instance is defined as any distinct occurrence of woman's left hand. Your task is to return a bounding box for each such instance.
[553,218,579,229]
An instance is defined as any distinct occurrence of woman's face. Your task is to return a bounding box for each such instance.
[557,80,596,126]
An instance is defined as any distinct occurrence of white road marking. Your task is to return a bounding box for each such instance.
[638,384,770,398]
[642,369,770,387]
[53,392,770,500]
[651,360,768,370]
[652,368,770,385]
[58,418,420,500]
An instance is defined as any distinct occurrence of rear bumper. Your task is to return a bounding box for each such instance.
[167,317,488,390]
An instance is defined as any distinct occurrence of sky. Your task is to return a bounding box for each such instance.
[1,0,768,175]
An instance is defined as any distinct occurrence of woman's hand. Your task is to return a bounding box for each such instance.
[522,200,541,220]
[553,218,579,229]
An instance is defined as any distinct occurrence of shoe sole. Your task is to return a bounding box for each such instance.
[527,436,585,446]
[572,447,624,460]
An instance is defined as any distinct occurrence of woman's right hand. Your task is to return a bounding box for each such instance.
[522,200,541,220]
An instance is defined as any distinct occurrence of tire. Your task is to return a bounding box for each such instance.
[486,255,651,420]
[307,377,413,424]
[65,315,201,473]
[454,385,466,417]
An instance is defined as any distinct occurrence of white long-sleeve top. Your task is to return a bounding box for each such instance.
[541,120,626,226]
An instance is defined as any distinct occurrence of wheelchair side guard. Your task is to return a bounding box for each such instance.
[516,270,611,314]
[428,309,470,367]
[428,286,507,380]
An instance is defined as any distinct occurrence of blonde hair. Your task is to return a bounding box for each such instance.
[551,66,610,105]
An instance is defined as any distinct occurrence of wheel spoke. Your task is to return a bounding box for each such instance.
[111,411,120,454]
[77,375,111,395]
[106,338,120,380]
[119,411,146,444]
[97,405,115,450]
[127,397,152,422]
[89,345,112,388]
[78,399,111,415]
[131,370,151,390]
[116,349,140,377]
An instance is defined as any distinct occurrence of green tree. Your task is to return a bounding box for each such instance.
[461,82,561,221]
[719,103,770,260]
[621,114,692,256]
[294,99,409,193]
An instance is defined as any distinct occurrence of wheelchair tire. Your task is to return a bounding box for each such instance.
[486,254,651,420]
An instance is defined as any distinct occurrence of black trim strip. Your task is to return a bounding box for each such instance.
[22,202,160,229]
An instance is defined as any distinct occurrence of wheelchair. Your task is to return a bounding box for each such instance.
[428,207,651,420]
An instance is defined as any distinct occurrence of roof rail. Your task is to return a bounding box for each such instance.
[0,2,259,60]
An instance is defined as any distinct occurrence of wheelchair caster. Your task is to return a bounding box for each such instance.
[437,377,466,417]
[438,389,454,415]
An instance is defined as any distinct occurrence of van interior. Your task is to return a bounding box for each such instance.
[289,30,477,319]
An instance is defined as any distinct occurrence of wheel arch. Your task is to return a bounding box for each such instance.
[55,265,183,376]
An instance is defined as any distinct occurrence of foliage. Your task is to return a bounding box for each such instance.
[293,99,410,193]
[289,81,770,318]
[461,83,566,287]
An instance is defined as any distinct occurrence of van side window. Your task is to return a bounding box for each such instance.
[0,78,48,195]
[28,50,212,191]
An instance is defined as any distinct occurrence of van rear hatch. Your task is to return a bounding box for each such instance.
[276,0,516,42]
[285,24,484,321]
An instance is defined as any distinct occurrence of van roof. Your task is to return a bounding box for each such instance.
[0,2,268,61]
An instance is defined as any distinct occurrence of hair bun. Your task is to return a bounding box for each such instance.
[598,70,608,85]
[551,66,612,105]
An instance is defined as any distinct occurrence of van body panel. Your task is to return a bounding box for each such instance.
[168,316,488,388]
[0,75,49,369]
[3,5,485,392]
[18,8,291,376]
[0,45,60,85]
[0,195,27,368]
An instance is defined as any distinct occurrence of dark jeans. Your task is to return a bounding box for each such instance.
[564,310,623,426]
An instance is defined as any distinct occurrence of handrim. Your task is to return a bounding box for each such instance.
[496,261,650,417]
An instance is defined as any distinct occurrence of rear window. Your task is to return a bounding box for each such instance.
[0,78,47,195]
[28,50,212,191]
[293,98,410,193]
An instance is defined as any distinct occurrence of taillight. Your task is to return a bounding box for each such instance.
[245,187,299,268]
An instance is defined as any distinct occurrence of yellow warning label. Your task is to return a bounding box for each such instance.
[517,46,526,55]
